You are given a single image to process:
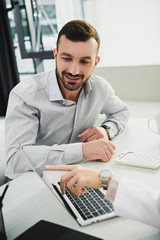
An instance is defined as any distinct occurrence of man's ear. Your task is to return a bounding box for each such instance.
[95,56,100,67]
[53,48,57,59]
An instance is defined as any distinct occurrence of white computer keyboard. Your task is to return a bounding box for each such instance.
[114,151,160,169]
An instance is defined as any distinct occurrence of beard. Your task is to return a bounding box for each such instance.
[55,67,90,92]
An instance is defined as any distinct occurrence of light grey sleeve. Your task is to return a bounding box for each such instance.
[5,92,83,179]
[101,81,130,136]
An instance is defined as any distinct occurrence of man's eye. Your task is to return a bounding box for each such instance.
[62,57,72,61]
[80,60,90,64]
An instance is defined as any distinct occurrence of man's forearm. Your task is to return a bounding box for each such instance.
[5,143,83,179]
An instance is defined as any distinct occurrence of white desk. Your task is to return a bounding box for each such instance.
[1,117,160,240]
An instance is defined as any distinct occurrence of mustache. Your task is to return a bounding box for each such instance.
[63,71,84,79]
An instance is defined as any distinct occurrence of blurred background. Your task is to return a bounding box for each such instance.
[1,0,160,116]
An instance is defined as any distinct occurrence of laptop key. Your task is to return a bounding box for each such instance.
[98,209,106,215]
[92,211,100,217]
[103,206,112,213]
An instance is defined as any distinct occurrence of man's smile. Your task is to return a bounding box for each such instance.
[64,72,83,82]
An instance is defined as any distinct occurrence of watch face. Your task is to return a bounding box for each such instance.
[100,169,112,179]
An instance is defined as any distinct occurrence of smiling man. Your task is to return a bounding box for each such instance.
[54,35,100,101]
[5,20,130,180]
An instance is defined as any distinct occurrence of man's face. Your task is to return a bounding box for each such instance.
[54,35,100,93]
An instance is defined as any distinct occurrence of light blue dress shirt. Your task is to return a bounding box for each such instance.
[5,71,130,179]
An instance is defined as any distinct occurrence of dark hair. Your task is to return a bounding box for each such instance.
[56,20,100,53]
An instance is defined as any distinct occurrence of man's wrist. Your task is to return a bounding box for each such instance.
[101,125,113,140]
[82,142,89,159]
[105,174,122,202]
[99,169,113,190]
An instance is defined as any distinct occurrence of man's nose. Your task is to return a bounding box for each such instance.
[69,62,80,75]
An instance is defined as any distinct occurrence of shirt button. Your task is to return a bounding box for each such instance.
[74,125,78,129]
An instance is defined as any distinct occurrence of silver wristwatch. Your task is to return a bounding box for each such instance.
[100,169,113,190]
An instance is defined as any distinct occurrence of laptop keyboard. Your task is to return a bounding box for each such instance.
[65,187,114,220]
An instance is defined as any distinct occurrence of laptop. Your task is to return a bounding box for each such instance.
[19,142,116,227]
[53,182,116,226]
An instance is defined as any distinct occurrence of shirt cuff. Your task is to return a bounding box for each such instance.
[105,175,122,202]
[64,142,83,164]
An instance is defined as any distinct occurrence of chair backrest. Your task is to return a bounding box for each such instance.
[0,118,6,186]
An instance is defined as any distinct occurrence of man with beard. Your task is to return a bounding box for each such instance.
[5,20,130,180]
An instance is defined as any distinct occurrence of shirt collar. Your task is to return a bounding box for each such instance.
[48,71,64,101]
[84,78,92,97]
[48,71,92,101]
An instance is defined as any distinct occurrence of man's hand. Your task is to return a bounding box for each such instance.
[45,165,101,196]
[78,127,109,142]
[82,138,116,162]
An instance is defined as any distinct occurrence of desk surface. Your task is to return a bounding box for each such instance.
[1,117,160,240]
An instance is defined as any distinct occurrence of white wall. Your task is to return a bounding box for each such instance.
[55,0,83,31]
[94,65,160,101]
[84,0,160,101]
[84,0,160,67]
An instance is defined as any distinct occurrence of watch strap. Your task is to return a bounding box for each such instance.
[101,180,108,190]
[101,125,112,140]
[100,169,113,190]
